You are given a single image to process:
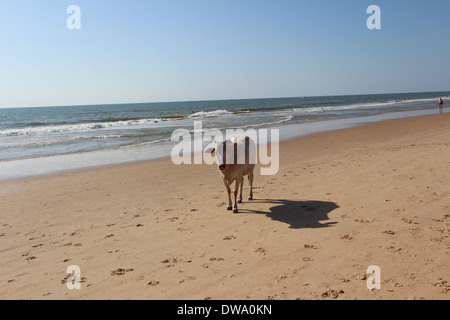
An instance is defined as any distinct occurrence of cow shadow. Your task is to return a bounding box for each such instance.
[240,199,339,229]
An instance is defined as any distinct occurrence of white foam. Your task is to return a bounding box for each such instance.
[291,97,443,115]
[188,110,233,119]
[292,101,399,115]
[0,118,163,137]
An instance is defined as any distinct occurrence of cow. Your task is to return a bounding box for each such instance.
[207,136,256,213]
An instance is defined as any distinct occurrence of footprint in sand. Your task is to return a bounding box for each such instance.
[179,276,196,284]
[61,274,87,285]
[433,279,449,293]
[402,218,419,225]
[321,289,344,299]
[161,257,179,268]
[111,268,134,276]
[254,247,266,255]
[23,252,37,263]
[209,257,224,262]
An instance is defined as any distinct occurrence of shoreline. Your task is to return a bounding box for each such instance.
[1,112,449,300]
[0,107,444,182]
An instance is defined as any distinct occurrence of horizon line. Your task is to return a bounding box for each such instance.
[1,90,449,110]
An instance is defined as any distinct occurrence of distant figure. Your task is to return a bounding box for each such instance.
[439,98,444,113]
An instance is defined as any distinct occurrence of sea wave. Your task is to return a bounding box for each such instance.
[0,118,163,137]
[291,100,409,115]
[171,115,294,140]
[292,96,446,115]
[0,134,127,149]
[188,110,233,119]
[237,115,294,129]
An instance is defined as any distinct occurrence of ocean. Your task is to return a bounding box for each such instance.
[0,91,449,180]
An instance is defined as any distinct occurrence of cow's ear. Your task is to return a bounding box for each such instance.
[205,147,215,155]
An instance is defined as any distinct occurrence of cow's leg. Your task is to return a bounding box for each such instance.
[233,177,242,213]
[223,179,232,211]
[248,172,254,200]
[238,177,243,204]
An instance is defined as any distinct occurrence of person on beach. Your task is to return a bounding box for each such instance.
[439,98,444,113]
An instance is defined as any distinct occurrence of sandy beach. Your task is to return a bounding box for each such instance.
[1,113,449,300]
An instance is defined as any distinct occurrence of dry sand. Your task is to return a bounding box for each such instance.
[1,113,449,300]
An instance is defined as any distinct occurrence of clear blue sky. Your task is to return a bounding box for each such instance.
[0,0,449,108]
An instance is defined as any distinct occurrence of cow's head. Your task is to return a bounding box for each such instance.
[206,140,236,171]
